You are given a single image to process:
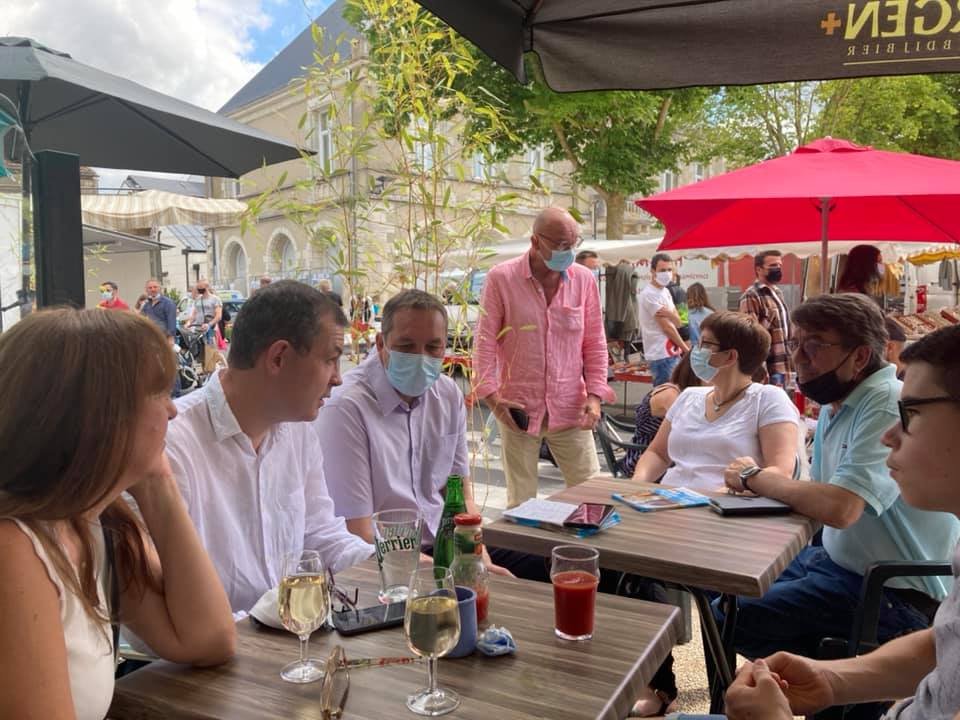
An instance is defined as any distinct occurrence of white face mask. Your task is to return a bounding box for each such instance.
[655,271,673,286]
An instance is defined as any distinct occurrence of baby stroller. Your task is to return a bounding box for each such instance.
[175,326,206,393]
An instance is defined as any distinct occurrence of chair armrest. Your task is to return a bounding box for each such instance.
[851,561,953,654]
[606,415,637,432]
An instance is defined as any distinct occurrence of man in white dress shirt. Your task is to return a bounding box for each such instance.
[166,280,373,613]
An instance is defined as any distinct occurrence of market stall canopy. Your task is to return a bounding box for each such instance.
[638,138,960,288]
[413,1,960,92]
[0,37,304,176]
[676,241,960,266]
[81,190,246,232]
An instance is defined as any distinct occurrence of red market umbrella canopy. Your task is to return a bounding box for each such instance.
[638,138,960,290]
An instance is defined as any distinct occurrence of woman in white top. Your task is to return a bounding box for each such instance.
[632,310,800,492]
[0,309,235,720]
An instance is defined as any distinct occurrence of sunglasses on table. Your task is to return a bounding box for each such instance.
[321,645,350,719]
[898,396,959,433]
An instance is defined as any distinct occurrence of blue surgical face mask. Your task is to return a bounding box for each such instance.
[386,350,442,397]
[541,247,575,273]
[690,346,719,382]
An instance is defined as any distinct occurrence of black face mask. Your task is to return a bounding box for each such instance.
[766,268,783,283]
[798,350,858,405]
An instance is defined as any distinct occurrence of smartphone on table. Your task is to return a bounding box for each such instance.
[332,601,406,636]
[563,502,616,530]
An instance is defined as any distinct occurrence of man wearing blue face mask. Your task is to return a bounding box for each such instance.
[316,289,516,576]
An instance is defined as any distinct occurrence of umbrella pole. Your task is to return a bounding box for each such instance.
[819,197,830,295]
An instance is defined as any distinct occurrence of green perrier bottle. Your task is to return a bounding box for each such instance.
[433,475,466,570]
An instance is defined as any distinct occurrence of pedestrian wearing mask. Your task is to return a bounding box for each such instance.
[473,207,614,508]
[739,250,794,388]
[637,253,688,386]
[97,281,129,311]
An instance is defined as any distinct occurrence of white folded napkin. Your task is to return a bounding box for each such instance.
[249,587,285,629]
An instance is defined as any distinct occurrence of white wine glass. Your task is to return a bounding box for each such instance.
[278,549,329,683]
[403,567,461,716]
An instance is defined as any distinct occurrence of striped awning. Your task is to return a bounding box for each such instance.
[81,190,246,232]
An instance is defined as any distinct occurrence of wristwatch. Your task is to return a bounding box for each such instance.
[738,464,762,493]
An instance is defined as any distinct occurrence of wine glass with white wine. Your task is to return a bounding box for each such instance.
[278,549,329,683]
[403,566,461,716]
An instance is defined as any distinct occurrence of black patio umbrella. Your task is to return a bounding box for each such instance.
[0,37,302,177]
[414,1,960,92]
[0,37,308,315]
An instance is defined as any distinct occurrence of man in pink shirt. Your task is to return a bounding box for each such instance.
[474,207,615,507]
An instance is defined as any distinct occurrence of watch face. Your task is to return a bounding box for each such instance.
[740,466,761,480]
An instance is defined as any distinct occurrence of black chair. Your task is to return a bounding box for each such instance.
[812,560,952,720]
[594,411,646,478]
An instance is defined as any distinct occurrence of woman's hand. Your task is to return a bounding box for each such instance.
[724,456,759,494]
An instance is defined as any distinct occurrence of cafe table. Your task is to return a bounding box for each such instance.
[483,476,819,711]
[110,560,681,720]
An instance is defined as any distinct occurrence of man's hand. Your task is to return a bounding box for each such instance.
[763,652,837,714]
[725,659,793,720]
[580,395,602,430]
[724,456,760,494]
[483,393,526,433]
[655,305,681,326]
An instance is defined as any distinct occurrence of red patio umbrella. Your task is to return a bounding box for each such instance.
[638,138,960,291]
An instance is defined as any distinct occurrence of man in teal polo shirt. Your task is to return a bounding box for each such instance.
[718,294,959,666]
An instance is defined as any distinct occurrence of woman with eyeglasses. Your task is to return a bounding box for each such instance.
[631,311,801,492]
[0,309,235,719]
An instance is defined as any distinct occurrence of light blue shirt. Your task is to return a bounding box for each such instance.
[687,306,713,345]
[812,364,959,600]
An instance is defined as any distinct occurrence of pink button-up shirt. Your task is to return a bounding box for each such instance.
[473,250,614,434]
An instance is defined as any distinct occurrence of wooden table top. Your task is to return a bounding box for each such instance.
[484,477,818,598]
[111,561,681,720]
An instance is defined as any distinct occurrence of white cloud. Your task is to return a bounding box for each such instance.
[5,0,270,112]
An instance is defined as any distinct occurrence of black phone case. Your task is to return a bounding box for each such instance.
[709,496,791,516]
[332,602,406,636]
[509,407,529,431]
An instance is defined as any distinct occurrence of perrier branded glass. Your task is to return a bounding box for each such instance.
[433,475,466,571]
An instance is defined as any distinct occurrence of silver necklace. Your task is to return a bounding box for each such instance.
[711,384,751,413]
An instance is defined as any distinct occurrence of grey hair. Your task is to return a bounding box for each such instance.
[381,289,448,339]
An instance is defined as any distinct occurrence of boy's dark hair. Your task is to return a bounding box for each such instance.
[650,253,673,271]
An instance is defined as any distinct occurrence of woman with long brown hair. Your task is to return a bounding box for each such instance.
[0,309,235,719]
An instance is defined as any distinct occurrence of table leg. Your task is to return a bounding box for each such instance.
[687,588,734,714]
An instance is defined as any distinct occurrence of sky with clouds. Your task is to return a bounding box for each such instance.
[5,0,335,185]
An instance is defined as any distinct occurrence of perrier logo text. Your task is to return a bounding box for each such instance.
[820,1,958,63]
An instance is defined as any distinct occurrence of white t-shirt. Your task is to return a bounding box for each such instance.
[662,384,800,491]
[638,283,679,361]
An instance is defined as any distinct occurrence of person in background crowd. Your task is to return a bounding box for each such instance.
[259,276,272,289]
[0,309,235,720]
[718,295,959,720]
[165,281,373,613]
[739,250,793,389]
[837,244,884,297]
[318,278,344,308]
[667,271,690,342]
[637,253,688,386]
[575,249,602,271]
[686,282,715,345]
[885,316,907,379]
[97,281,129,311]
[186,280,222,347]
[618,352,702,478]
[714,325,960,720]
[134,294,148,312]
[474,207,614,508]
[141,279,177,343]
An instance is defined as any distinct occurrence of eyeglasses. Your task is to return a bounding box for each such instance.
[898,396,958,433]
[328,568,359,617]
[786,338,844,358]
[321,645,350,719]
[535,232,584,252]
[697,339,723,350]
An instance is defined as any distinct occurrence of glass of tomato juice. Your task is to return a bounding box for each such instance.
[550,545,600,641]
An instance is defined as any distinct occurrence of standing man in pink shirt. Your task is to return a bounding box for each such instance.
[474,207,615,508]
